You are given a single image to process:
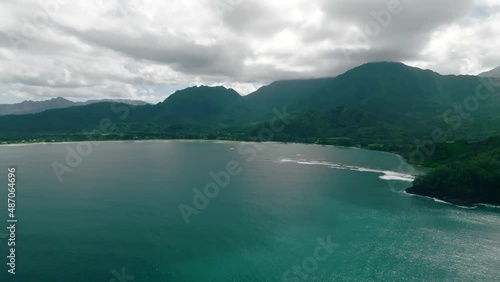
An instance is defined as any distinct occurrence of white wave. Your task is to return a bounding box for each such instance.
[379,171,416,182]
[403,191,477,209]
[433,198,450,204]
[476,204,500,209]
[279,158,415,182]
[400,190,416,197]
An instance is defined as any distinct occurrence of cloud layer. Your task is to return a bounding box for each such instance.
[1,0,499,103]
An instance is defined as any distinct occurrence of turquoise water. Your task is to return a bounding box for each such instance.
[1,141,499,281]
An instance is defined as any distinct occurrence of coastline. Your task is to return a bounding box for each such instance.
[0,138,415,158]
[0,138,421,169]
[402,189,500,210]
[401,190,476,209]
[6,138,497,210]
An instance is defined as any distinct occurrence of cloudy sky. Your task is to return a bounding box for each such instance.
[0,0,499,104]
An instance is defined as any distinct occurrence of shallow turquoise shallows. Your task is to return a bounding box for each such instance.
[1,141,499,282]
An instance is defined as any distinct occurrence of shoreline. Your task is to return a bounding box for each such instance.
[0,138,412,158]
[401,190,476,209]
[402,190,500,210]
[4,138,497,210]
[1,138,424,170]
[1,137,430,176]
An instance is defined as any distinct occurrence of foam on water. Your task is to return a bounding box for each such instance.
[279,158,416,182]
[401,190,477,209]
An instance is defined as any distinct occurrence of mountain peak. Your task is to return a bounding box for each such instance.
[361,61,407,66]
[0,97,149,116]
[351,61,417,71]
[189,85,237,92]
[164,85,240,103]
[50,97,72,102]
[157,85,248,123]
[339,61,439,78]
[479,66,500,77]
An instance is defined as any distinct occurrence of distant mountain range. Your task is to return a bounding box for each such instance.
[479,66,500,77]
[0,97,149,116]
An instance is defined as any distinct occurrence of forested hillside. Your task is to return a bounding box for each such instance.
[1,62,499,205]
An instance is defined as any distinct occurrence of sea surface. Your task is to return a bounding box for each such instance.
[1,141,499,281]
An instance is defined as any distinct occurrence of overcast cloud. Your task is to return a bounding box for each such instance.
[0,0,499,103]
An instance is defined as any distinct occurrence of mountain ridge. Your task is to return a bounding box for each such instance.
[0,97,150,116]
[479,66,500,78]
[0,62,499,142]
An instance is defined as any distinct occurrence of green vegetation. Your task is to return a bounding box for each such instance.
[407,136,500,206]
[0,62,499,206]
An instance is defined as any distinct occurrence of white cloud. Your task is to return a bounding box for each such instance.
[405,8,500,75]
[0,0,499,103]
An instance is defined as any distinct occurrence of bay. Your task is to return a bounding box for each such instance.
[1,141,499,281]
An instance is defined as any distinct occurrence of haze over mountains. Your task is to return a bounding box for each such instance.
[480,67,500,78]
[0,97,149,116]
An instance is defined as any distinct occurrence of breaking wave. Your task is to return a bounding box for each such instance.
[278,158,416,182]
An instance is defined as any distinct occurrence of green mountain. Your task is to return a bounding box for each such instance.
[244,77,334,114]
[407,136,500,206]
[0,97,149,116]
[479,66,500,78]
[1,62,499,137]
[0,62,499,205]
[0,102,130,135]
[153,86,251,124]
[1,62,499,143]
[265,62,500,144]
[0,97,75,116]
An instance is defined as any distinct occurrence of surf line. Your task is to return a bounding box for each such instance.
[279,158,416,182]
